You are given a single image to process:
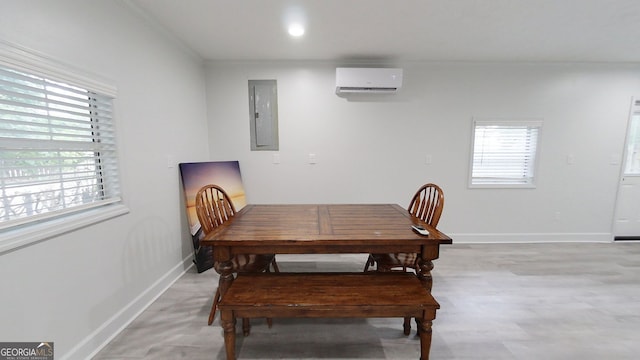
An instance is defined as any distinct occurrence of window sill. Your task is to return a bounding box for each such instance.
[0,204,129,255]
[468,184,537,189]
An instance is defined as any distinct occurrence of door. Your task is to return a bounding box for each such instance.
[613,98,640,239]
[248,80,279,151]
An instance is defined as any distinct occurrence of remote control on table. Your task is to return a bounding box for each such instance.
[411,225,429,236]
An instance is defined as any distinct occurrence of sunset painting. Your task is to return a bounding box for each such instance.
[179,161,246,272]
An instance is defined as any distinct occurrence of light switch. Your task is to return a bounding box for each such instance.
[308,153,317,164]
[272,153,281,164]
[425,154,433,164]
[610,153,620,165]
[567,154,575,165]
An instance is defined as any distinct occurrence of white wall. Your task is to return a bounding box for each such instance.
[205,61,639,242]
[0,1,209,359]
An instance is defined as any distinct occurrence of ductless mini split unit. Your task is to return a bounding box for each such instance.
[335,67,403,94]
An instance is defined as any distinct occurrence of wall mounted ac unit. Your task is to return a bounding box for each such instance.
[335,67,403,94]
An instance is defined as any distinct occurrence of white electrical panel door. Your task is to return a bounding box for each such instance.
[249,80,279,151]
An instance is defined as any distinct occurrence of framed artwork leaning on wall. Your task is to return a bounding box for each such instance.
[178,161,247,273]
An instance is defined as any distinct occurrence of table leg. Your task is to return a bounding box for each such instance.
[416,258,434,292]
[215,259,235,305]
[415,257,435,336]
[220,309,236,360]
[417,244,440,293]
[417,318,433,360]
[212,257,236,327]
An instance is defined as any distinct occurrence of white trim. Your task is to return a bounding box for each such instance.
[0,39,117,96]
[468,183,537,189]
[0,198,123,231]
[448,232,613,244]
[474,119,544,127]
[0,204,129,254]
[62,256,195,360]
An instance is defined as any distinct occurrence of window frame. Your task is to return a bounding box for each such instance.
[468,117,543,189]
[0,40,128,253]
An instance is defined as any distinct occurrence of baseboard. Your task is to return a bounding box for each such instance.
[60,255,194,360]
[449,232,613,243]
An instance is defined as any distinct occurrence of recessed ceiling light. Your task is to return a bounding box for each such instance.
[288,23,305,37]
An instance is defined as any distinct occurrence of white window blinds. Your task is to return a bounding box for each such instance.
[470,119,543,187]
[0,65,121,229]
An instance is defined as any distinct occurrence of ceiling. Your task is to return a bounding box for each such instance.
[128,0,640,63]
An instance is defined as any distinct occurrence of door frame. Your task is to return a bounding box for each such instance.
[613,96,640,241]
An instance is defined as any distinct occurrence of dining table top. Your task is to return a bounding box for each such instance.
[200,203,452,248]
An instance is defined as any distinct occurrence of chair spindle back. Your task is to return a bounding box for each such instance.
[195,184,237,235]
[408,183,444,227]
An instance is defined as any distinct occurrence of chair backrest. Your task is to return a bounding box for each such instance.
[195,184,237,235]
[408,183,444,227]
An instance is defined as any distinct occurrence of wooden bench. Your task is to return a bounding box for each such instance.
[218,272,440,360]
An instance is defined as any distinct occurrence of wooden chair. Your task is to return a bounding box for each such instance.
[363,183,444,334]
[195,184,279,327]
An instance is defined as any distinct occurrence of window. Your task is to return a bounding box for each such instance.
[0,42,126,249]
[469,118,543,188]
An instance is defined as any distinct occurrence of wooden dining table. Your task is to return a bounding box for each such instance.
[201,203,453,299]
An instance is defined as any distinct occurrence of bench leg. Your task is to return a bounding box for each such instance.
[417,318,433,360]
[221,310,236,360]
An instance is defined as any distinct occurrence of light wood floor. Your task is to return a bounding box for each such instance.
[93,242,640,359]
